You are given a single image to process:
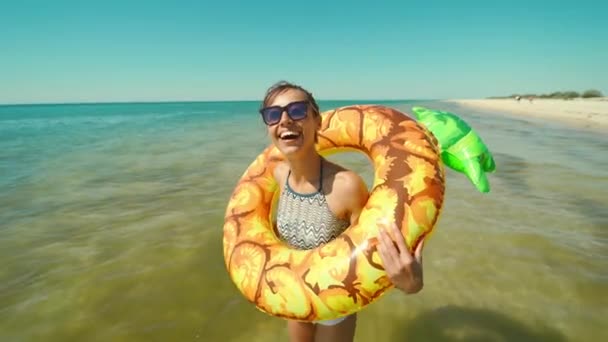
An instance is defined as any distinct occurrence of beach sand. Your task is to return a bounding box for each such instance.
[445,98,608,132]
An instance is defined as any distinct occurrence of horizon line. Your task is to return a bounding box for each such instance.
[0,97,444,107]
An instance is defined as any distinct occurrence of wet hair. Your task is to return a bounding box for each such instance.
[260,81,320,117]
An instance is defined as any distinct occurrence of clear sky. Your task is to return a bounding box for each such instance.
[1,0,606,104]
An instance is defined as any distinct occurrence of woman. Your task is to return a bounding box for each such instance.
[259,81,425,342]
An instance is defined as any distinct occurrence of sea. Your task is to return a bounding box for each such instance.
[1,100,606,341]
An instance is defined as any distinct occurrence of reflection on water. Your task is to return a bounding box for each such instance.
[1,101,607,341]
[491,152,531,195]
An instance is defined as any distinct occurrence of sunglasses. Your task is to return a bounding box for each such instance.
[259,101,309,126]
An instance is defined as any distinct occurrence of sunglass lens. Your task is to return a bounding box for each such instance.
[262,107,282,125]
[288,102,308,120]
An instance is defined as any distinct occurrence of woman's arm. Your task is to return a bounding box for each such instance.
[338,170,425,295]
[377,220,425,294]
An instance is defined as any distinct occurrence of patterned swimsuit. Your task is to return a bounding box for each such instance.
[276,161,350,250]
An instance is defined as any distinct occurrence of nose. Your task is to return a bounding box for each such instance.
[278,109,292,125]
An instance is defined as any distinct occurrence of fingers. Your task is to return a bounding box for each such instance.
[389,221,411,259]
[414,238,425,263]
[377,225,399,271]
[380,219,413,263]
[377,218,421,269]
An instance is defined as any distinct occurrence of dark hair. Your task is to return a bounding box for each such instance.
[260,81,320,117]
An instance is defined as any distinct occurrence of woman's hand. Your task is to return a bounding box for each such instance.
[376,219,425,294]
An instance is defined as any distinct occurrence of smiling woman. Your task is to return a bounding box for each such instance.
[223,81,444,342]
[260,83,322,155]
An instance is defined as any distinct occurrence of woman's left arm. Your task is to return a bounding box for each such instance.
[340,171,425,295]
[376,220,425,294]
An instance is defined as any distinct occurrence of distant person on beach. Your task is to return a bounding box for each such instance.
[258,81,425,342]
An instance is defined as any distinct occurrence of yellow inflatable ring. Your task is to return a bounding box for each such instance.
[223,104,445,322]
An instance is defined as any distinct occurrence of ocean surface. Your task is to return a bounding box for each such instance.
[1,100,606,341]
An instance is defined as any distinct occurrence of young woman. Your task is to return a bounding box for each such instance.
[259,81,426,342]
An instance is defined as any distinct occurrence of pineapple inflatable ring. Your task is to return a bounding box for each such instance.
[223,104,446,322]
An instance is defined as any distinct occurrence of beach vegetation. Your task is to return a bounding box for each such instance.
[490,89,604,100]
[581,89,603,98]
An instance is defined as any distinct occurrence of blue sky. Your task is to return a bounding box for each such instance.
[1,0,606,104]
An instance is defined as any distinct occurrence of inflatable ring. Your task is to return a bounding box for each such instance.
[223,105,445,322]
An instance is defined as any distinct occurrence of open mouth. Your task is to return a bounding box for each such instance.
[279,131,301,141]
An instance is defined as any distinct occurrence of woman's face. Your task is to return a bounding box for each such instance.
[261,88,320,158]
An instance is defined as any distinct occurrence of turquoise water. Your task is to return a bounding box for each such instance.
[1,100,606,341]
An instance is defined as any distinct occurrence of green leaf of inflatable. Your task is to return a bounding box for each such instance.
[412,106,496,193]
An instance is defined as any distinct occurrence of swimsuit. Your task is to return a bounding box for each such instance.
[276,160,350,250]
[276,159,352,325]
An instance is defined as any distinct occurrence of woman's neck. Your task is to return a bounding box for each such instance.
[286,149,323,188]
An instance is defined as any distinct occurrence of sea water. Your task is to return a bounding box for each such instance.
[1,100,606,341]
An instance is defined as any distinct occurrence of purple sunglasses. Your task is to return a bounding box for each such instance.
[259,101,309,125]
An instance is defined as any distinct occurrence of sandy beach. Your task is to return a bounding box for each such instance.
[445,98,608,133]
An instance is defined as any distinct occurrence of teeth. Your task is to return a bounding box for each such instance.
[280,131,300,139]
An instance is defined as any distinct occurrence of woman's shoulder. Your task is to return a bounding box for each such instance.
[326,162,365,192]
[272,161,290,186]
[324,161,369,214]
[329,162,364,191]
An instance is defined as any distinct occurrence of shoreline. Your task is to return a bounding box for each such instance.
[443,98,608,133]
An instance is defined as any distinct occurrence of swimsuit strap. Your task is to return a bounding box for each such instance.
[286,158,325,194]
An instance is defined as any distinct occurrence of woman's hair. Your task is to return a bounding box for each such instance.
[260,81,320,117]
